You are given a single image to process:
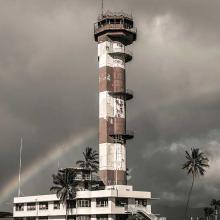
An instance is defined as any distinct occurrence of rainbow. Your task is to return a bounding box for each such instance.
[0,128,96,204]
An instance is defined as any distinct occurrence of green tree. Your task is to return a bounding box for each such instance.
[182,148,209,220]
[204,207,214,220]
[76,147,99,178]
[210,199,220,220]
[50,168,78,220]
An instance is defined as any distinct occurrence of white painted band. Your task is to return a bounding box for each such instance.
[99,91,125,119]
[99,143,126,171]
[98,41,125,69]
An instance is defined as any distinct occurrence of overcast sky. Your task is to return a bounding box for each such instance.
[1,0,220,218]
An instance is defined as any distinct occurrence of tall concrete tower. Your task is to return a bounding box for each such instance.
[94,12,137,186]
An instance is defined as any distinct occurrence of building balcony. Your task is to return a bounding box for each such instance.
[109,89,133,101]
[94,23,137,41]
[108,47,132,62]
[109,130,134,143]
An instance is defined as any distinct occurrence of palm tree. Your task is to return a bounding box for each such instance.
[210,199,220,220]
[76,147,99,180]
[50,168,78,220]
[182,148,209,220]
[204,207,214,220]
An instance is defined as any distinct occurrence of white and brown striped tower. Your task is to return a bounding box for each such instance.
[94,12,137,186]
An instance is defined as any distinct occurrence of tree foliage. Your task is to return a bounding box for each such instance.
[182,147,209,220]
[50,168,78,204]
[76,147,99,173]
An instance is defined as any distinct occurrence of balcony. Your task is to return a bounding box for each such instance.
[109,130,134,143]
[97,11,133,21]
[109,89,133,101]
[95,23,136,34]
[108,47,132,62]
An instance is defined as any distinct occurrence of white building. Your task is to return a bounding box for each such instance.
[14,185,159,220]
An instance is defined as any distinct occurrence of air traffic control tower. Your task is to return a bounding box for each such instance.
[94,11,137,186]
[13,10,165,220]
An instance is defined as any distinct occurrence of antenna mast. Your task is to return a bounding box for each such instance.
[101,0,104,16]
[18,137,23,197]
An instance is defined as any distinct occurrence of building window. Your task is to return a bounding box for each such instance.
[39,202,48,210]
[135,199,147,207]
[97,215,108,220]
[15,203,24,211]
[76,216,90,220]
[68,200,76,209]
[77,199,91,208]
[53,201,60,209]
[115,198,128,207]
[96,198,108,207]
[27,203,36,211]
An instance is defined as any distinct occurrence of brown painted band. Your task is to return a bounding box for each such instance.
[99,170,127,185]
[99,117,125,144]
[99,66,125,92]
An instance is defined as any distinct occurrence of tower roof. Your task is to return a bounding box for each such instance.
[97,11,133,21]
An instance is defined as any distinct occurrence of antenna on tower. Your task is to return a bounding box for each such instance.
[58,160,60,170]
[101,0,104,16]
[18,137,23,197]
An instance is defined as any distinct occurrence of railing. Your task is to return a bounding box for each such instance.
[109,130,134,141]
[108,47,133,61]
[98,11,133,20]
[124,205,158,220]
[109,89,133,100]
[94,23,137,35]
[126,89,133,96]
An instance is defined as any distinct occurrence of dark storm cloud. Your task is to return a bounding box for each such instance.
[1,0,220,217]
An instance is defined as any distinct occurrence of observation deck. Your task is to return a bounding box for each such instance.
[94,11,137,45]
